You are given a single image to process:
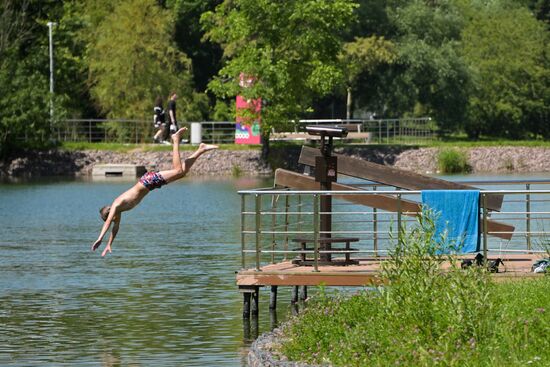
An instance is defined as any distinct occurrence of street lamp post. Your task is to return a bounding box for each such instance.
[47,21,57,124]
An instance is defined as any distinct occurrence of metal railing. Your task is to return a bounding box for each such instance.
[50,119,237,144]
[49,118,435,145]
[239,180,550,272]
[291,117,436,144]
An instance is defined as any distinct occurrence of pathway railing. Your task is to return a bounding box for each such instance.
[239,180,550,272]
[49,118,434,145]
[293,117,436,144]
[51,119,236,144]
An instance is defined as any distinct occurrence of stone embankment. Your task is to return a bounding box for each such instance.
[1,146,550,179]
[247,326,319,367]
[0,148,272,178]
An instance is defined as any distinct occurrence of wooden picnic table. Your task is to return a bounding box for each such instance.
[291,237,360,264]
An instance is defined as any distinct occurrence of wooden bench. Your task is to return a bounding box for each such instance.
[291,237,360,265]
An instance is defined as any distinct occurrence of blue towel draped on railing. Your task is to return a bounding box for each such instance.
[421,190,480,254]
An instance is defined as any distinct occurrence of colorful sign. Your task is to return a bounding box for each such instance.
[235,73,261,144]
[235,96,261,144]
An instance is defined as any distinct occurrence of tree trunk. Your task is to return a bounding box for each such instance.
[261,130,270,163]
[346,87,352,121]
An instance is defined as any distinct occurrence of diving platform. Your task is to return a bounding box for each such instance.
[237,253,543,288]
[92,164,146,177]
[236,127,550,318]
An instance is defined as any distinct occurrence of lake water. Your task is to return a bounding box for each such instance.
[0,176,290,367]
[1,172,549,366]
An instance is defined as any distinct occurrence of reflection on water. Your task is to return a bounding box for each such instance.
[0,175,292,367]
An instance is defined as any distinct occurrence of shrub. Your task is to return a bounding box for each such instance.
[231,164,243,177]
[437,148,471,173]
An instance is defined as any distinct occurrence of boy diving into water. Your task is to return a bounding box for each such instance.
[92,127,218,257]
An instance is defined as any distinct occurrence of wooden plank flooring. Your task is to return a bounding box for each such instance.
[236,253,545,287]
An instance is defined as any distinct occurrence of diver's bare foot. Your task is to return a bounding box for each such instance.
[199,143,218,153]
[171,127,188,142]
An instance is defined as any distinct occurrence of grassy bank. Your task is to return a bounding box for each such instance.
[60,141,260,152]
[58,138,550,153]
[280,217,550,366]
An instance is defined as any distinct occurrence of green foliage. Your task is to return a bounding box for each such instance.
[85,0,195,119]
[2,0,549,157]
[0,0,67,157]
[167,0,223,93]
[341,37,397,85]
[437,148,470,174]
[231,164,243,177]
[280,214,550,366]
[461,2,550,139]
[211,100,234,121]
[340,36,397,118]
[201,0,358,134]
[379,0,470,132]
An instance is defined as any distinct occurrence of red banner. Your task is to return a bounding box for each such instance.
[235,73,261,144]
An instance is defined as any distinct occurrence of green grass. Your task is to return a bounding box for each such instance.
[59,141,260,152]
[280,215,550,367]
[58,137,550,153]
[430,139,550,148]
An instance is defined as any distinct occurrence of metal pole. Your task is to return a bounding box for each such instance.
[373,186,378,257]
[270,195,278,264]
[397,193,402,242]
[255,194,262,271]
[241,194,246,269]
[482,193,488,261]
[313,194,319,272]
[284,195,290,261]
[47,22,56,125]
[526,184,531,251]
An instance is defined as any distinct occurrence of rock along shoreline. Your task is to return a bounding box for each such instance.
[1,146,550,179]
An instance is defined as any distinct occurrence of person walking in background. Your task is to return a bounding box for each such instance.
[152,96,166,143]
[167,91,179,134]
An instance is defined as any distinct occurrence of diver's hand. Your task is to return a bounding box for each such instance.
[101,244,112,257]
[91,239,102,251]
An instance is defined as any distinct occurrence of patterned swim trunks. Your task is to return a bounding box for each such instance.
[139,171,167,191]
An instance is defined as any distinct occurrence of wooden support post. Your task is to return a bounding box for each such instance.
[291,285,299,304]
[270,309,278,330]
[251,315,259,340]
[243,293,251,319]
[291,303,299,316]
[299,286,308,301]
[243,317,251,340]
[269,285,278,310]
[251,287,259,316]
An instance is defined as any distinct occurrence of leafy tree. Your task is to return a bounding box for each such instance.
[340,36,397,119]
[0,0,63,157]
[202,0,357,158]
[379,0,470,132]
[55,1,98,118]
[167,0,223,94]
[461,2,550,139]
[85,0,195,120]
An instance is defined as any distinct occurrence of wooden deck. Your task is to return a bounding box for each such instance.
[236,253,545,287]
